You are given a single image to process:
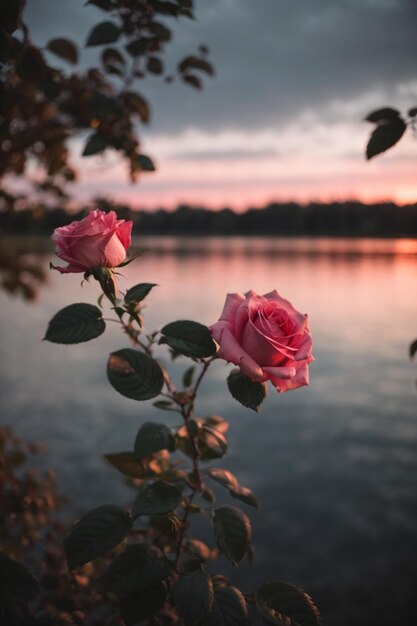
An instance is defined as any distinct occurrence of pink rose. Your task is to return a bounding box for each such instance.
[51,209,132,274]
[210,290,313,393]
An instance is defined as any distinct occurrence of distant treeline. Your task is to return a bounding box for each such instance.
[1,200,417,237]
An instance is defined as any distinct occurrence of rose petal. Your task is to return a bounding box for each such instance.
[68,231,115,268]
[214,326,264,381]
[102,233,128,267]
[269,363,309,393]
[218,293,245,324]
[293,329,313,361]
[262,366,296,380]
[262,290,306,330]
[116,220,132,251]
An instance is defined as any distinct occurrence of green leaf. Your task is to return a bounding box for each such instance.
[172,569,214,624]
[44,303,105,344]
[133,480,182,516]
[134,422,176,460]
[366,117,406,160]
[183,365,195,387]
[64,505,132,570]
[227,370,266,412]
[47,38,78,64]
[230,486,259,509]
[0,554,39,607]
[83,132,109,156]
[178,56,214,76]
[125,282,157,304]
[183,73,202,89]
[105,543,172,592]
[208,468,239,491]
[86,21,121,46]
[102,47,125,67]
[409,338,417,359]
[365,107,401,123]
[120,584,167,624]
[209,468,258,508]
[107,348,164,401]
[160,320,217,358]
[176,423,227,460]
[212,506,251,567]
[199,427,228,460]
[138,154,156,171]
[103,452,148,479]
[125,38,148,57]
[153,400,176,411]
[202,585,249,626]
[256,581,321,626]
[150,512,182,535]
[149,21,172,42]
[205,415,229,433]
[147,56,164,74]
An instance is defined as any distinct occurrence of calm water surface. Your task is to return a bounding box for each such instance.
[1,237,416,626]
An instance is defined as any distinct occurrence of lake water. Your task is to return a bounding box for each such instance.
[1,237,417,626]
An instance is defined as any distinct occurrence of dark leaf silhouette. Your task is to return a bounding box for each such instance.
[212,506,251,566]
[160,320,217,358]
[107,349,164,401]
[105,543,172,592]
[134,422,176,460]
[47,38,78,64]
[133,480,182,516]
[227,370,266,411]
[201,585,249,626]
[86,21,121,46]
[44,303,105,344]
[65,505,132,569]
[172,569,214,624]
[366,111,406,160]
[256,581,321,626]
[365,107,401,123]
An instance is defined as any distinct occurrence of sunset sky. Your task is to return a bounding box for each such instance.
[26,0,417,209]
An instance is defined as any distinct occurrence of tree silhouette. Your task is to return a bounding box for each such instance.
[0,0,214,209]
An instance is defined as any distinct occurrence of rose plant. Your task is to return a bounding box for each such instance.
[37,210,320,625]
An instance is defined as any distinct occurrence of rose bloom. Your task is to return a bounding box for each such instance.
[51,209,132,274]
[210,290,313,393]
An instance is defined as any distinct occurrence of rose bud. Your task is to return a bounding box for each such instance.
[51,209,132,274]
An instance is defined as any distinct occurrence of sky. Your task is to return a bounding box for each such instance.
[26,0,417,209]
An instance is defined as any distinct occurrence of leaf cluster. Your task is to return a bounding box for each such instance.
[0,0,213,204]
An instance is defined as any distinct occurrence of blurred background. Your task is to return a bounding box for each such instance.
[1,1,417,625]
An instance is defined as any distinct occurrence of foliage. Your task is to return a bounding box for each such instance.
[0,427,124,625]
[0,0,214,206]
[37,243,321,626]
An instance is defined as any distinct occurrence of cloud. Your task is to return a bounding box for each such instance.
[25,0,417,137]
[23,0,417,206]
[172,148,280,161]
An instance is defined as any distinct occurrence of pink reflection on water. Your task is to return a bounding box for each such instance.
[121,238,417,368]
